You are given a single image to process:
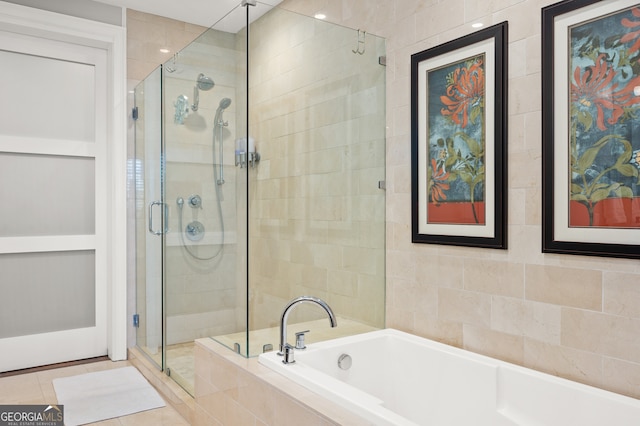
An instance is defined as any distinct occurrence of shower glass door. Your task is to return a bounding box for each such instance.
[134,3,256,396]
[134,66,164,370]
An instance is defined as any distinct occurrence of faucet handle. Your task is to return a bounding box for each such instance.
[295,330,310,350]
[283,343,295,364]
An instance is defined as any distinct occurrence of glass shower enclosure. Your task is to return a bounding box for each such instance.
[134,2,386,396]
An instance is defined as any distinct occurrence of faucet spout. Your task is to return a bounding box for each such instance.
[278,296,337,356]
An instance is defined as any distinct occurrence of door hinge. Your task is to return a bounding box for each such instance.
[133,314,139,328]
[132,106,139,120]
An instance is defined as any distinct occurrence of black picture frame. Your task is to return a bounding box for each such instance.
[411,22,508,249]
[542,0,640,259]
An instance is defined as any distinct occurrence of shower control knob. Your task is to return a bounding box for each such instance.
[185,221,205,241]
[188,194,202,208]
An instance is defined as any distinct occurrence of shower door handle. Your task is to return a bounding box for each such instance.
[148,201,168,236]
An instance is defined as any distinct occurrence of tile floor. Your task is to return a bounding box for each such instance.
[0,360,189,425]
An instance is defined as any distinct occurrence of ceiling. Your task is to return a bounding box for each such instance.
[93,0,282,29]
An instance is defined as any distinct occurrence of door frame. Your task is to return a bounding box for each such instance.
[0,2,127,361]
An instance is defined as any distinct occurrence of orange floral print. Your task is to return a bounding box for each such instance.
[621,7,640,54]
[571,53,640,131]
[440,59,485,128]
[429,158,450,203]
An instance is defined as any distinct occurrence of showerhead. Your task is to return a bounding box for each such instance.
[197,73,215,91]
[218,98,232,111]
[192,73,215,112]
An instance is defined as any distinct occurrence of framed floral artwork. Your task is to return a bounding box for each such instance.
[543,0,640,259]
[411,22,508,249]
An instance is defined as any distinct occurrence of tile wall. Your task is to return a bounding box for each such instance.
[246,7,387,334]
[279,0,640,399]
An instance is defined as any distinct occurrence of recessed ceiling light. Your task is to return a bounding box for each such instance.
[315,13,326,20]
[159,48,170,53]
[472,23,484,28]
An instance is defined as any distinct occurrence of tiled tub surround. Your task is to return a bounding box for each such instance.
[194,337,370,426]
[194,318,377,424]
[259,329,640,426]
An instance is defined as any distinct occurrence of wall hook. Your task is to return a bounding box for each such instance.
[352,29,366,55]
[165,53,178,73]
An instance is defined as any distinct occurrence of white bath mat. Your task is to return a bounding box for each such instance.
[52,366,165,426]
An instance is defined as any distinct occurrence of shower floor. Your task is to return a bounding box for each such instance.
[141,318,378,398]
[141,342,195,396]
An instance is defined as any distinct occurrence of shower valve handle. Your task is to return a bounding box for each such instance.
[188,194,202,208]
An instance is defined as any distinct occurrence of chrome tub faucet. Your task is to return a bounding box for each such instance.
[278,296,337,364]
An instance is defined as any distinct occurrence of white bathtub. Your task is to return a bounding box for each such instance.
[259,329,640,425]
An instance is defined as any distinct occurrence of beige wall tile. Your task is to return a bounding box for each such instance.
[603,272,640,318]
[509,38,527,78]
[413,313,464,348]
[603,357,640,399]
[416,0,466,40]
[525,34,541,75]
[236,370,276,424]
[510,74,541,116]
[524,338,603,388]
[415,254,464,289]
[562,308,640,363]
[524,188,541,225]
[389,279,438,316]
[523,110,542,152]
[492,296,560,344]
[509,188,526,226]
[464,258,524,297]
[438,288,491,328]
[509,112,526,151]
[463,324,524,365]
[509,149,540,189]
[385,304,415,333]
[525,264,602,310]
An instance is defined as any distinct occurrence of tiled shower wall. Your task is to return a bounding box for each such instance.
[127,7,387,348]
[279,0,640,399]
[161,27,243,343]
[247,8,387,331]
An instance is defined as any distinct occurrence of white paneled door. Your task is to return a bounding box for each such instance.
[0,27,109,371]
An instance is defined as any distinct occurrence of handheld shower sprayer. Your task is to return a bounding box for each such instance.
[214,98,232,185]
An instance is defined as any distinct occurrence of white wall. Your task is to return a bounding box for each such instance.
[1,0,123,26]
